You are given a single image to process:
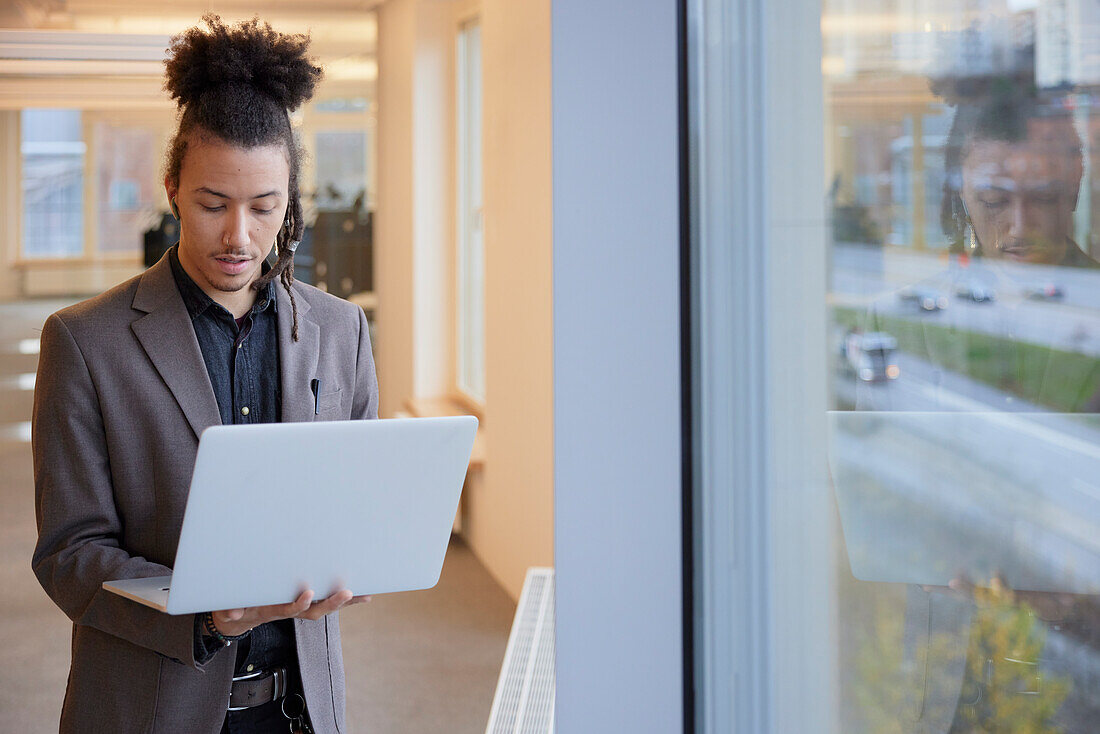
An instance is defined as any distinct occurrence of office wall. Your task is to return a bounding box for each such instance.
[0,111,20,301]
[375,0,553,600]
[376,0,419,420]
[376,0,455,421]
[469,0,554,600]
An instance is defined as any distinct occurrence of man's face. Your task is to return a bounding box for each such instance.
[960,130,1082,265]
[166,136,289,301]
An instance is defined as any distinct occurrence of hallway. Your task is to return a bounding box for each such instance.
[0,299,514,732]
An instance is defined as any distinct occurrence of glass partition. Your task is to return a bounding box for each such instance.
[94,120,158,255]
[21,109,84,259]
[691,0,1100,731]
[826,3,1100,731]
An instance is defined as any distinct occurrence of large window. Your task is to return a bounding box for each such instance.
[690,0,1100,731]
[825,3,1100,731]
[94,120,158,255]
[21,109,164,261]
[456,18,484,403]
[21,109,84,259]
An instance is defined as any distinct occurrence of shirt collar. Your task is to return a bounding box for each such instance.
[168,244,278,320]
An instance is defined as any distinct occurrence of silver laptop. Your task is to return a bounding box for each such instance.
[828,410,1100,594]
[104,416,478,615]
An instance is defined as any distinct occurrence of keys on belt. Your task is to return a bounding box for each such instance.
[228,665,314,732]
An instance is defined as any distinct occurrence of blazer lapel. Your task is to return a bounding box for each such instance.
[277,282,320,423]
[130,256,222,440]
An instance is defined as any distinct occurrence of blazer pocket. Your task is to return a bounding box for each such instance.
[316,388,343,416]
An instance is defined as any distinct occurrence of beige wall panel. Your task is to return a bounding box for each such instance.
[469,0,554,600]
[0,111,19,301]
[375,0,553,601]
[375,0,417,419]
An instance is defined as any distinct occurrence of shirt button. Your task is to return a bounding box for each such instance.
[241,407,250,416]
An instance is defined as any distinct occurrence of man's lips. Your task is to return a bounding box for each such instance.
[998,241,1033,259]
[214,255,253,275]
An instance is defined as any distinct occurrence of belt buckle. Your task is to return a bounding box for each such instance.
[227,667,288,712]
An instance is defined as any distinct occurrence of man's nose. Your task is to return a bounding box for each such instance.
[1008,196,1027,235]
[223,208,250,247]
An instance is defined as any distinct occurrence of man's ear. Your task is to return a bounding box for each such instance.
[164,178,179,219]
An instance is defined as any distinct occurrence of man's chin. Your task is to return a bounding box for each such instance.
[207,272,256,294]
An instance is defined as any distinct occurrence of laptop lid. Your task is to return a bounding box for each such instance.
[828,410,1100,594]
[161,416,477,614]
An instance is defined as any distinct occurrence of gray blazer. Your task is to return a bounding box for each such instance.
[31,254,378,733]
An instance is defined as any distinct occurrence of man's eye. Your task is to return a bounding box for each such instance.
[200,204,223,212]
[978,196,1008,209]
[254,208,274,215]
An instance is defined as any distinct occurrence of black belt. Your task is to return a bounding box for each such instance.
[228,666,289,711]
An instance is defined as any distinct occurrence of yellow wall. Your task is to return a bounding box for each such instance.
[0,111,21,301]
[472,0,554,601]
[376,0,418,420]
[375,0,553,600]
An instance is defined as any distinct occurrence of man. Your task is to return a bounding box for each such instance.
[31,16,375,733]
[944,88,1097,269]
[856,84,1100,732]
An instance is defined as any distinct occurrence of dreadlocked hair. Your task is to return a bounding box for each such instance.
[163,13,322,341]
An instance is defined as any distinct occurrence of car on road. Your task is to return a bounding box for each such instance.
[842,330,900,382]
[955,281,996,303]
[1022,282,1065,300]
[898,286,948,312]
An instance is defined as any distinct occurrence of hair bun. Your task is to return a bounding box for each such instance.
[164,14,322,112]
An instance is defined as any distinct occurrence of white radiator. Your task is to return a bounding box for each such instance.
[485,567,555,734]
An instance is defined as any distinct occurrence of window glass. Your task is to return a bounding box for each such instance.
[826,2,1100,731]
[309,130,371,297]
[315,130,367,212]
[21,109,84,258]
[457,19,484,403]
[94,120,157,255]
[691,0,1100,730]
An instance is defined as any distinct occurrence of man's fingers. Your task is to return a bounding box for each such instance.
[297,590,353,620]
[285,590,315,615]
[251,590,314,624]
[220,589,363,628]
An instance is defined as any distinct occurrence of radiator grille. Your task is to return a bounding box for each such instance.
[485,567,555,734]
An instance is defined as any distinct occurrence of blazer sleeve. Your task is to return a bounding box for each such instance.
[351,305,379,421]
[31,313,207,669]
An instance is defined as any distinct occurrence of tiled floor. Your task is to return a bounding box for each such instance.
[0,298,514,733]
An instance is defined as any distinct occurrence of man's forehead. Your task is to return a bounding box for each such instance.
[179,138,289,194]
[966,175,1064,194]
[964,139,1077,180]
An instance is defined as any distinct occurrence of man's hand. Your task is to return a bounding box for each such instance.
[211,589,372,638]
[923,574,1086,624]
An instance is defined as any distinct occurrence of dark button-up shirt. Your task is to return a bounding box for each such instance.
[168,246,296,674]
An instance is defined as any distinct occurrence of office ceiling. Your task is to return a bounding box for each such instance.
[0,0,379,108]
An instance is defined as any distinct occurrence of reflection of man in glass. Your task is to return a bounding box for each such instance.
[943,89,1098,269]
[891,85,1100,733]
